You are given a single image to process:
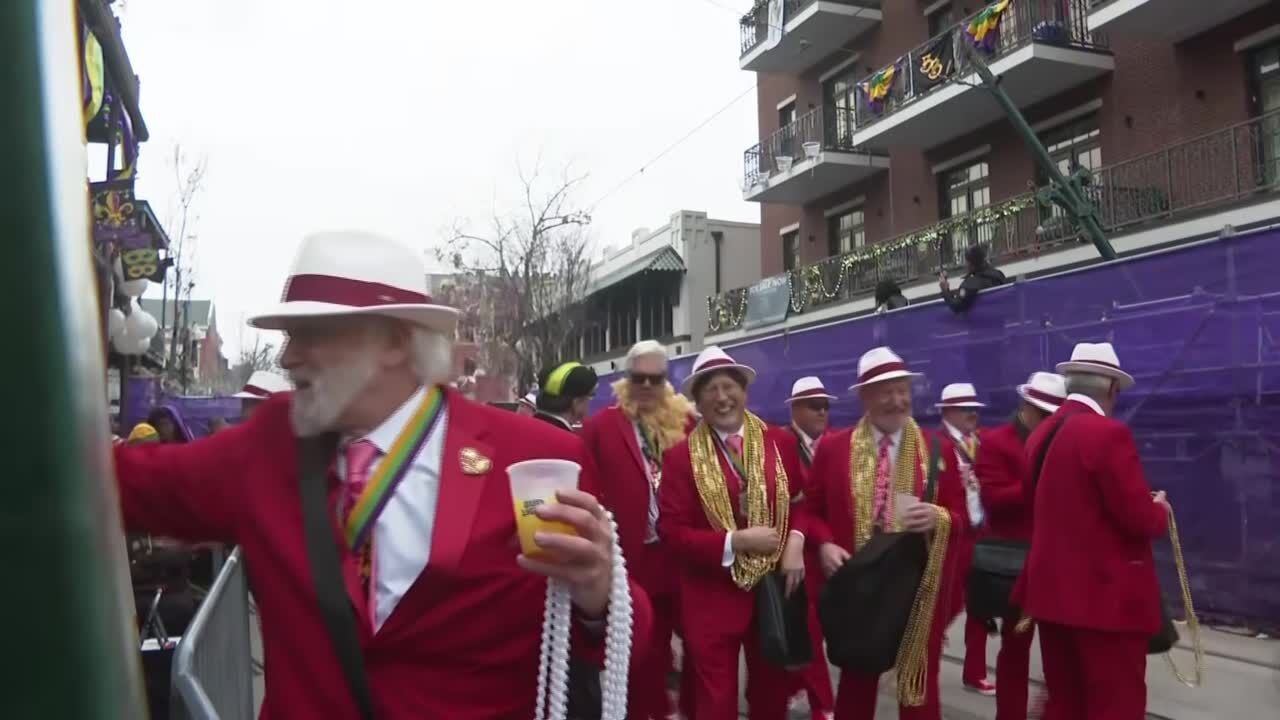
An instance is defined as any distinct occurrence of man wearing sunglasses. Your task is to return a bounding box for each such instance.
[581,340,696,720]
[781,376,838,720]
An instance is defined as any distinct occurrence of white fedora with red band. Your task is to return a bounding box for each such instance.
[785,376,836,404]
[1056,341,1134,390]
[848,346,921,390]
[248,231,460,332]
[1017,371,1067,414]
[681,345,756,394]
[935,382,985,408]
[232,370,292,399]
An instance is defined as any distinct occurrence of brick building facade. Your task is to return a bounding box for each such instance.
[743,0,1280,278]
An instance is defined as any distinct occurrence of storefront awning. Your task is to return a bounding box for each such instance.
[588,245,685,295]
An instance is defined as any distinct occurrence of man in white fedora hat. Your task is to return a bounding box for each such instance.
[933,382,996,697]
[581,339,697,720]
[112,231,651,720]
[780,375,838,720]
[972,371,1065,720]
[659,345,810,720]
[1015,343,1170,720]
[804,346,966,720]
[233,369,292,420]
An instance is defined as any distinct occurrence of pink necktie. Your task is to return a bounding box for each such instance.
[871,433,893,528]
[726,434,744,458]
[344,439,379,626]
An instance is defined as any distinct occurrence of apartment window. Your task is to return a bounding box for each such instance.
[1038,113,1103,226]
[827,208,865,257]
[711,230,724,294]
[927,2,956,38]
[1249,40,1280,185]
[782,230,800,271]
[824,68,860,148]
[939,160,991,267]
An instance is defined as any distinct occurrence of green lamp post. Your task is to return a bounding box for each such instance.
[1,0,147,717]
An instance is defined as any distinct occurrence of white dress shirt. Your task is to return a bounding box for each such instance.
[338,386,448,632]
[1066,393,1105,416]
[945,421,985,527]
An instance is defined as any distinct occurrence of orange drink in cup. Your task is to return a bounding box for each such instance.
[508,459,582,558]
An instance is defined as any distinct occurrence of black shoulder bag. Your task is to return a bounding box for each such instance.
[966,412,1077,620]
[298,435,377,720]
[819,434,943,674]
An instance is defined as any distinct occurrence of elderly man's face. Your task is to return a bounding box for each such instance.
[628,353,668,413]
[859,378,913,434]
[696,371,746,433]
[279,316,402,436]
[790,398,830,439]
[942,407,979,435]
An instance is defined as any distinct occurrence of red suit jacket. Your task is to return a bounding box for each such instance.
[1017,400,1168,634]
[805,425,968,622]
[657,424,809,638]
[115,390,652,720]
[580,405,686,594]
[975,422,1033,541]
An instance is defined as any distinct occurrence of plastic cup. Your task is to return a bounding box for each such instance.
[508,459,582,558]
[895,492,920,527]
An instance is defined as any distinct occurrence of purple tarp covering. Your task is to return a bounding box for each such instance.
[121,376,243,439]
[593,228,1280,631]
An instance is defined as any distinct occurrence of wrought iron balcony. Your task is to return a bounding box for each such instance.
[847,0,1111,151]
[709,109,1280,334]
[743,105,888,205]
[739,0,882,73]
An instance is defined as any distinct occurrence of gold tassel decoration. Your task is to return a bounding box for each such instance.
[895,507,952,707]
[687,413,790,590]
[1161,507,1204,688]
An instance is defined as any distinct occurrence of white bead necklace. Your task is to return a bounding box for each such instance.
[533,510,633,720]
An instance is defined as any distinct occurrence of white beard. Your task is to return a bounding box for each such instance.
[289,353,379,437]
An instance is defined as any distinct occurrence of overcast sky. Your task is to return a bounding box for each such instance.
[104,0,762,359]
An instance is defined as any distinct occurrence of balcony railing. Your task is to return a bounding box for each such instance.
[850,0,1106,133]
[744,105,870,190]
[739,0,878,57]
[708,108,1280,334]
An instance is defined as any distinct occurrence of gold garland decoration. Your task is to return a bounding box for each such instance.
[706,287,750,333]
[688,412,790,590]
[848,416,952,707]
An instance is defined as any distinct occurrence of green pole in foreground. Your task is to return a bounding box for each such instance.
[0,1,147,717]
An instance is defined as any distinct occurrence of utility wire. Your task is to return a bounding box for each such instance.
[587,84,756,210]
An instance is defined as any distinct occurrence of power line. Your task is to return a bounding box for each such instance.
[588,84,756,210]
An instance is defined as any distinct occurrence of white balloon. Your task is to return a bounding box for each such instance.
[120,279,148,297]
[107,308,126,339]
[125,308,158,340]
[113,255,124,281]
[112,331,137,355]
[132,334,153,355]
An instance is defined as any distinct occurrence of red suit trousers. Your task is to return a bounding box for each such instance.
[1038,622,1148,720]
[629,544,677,720]
[684,620,792,720]
[796,572,835,715]
[833,609,947,720]
[994,614,1035,720]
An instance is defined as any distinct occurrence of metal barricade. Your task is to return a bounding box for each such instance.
[171,547,254,720]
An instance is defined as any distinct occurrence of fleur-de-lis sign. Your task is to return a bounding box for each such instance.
[93,189,135,228]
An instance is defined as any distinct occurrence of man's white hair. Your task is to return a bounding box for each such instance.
[410,327,455,386]
[1064,371,1113,399]
[625,340,668,372]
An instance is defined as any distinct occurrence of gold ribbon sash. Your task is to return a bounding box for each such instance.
[847,416,952,707]
[688,412,790,590]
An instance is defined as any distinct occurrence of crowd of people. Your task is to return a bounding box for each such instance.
[109,230,1171,720]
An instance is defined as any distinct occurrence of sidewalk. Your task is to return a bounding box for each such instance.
[940,613,1280,720]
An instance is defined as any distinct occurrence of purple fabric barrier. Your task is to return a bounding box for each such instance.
[592,229,1280,631]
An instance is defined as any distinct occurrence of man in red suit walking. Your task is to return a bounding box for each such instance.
[1018,343,1170,720]
[582,340,696,720]
[806,347,968,720]
[974,372,1066,720]
[781,376,838,720]
[934,382,995,697]
[658,346,810,720]
[113,231,651,720]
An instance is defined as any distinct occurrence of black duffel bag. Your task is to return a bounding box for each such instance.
[966,538,1028,620]
[756,571,813,671]
[820,531,927,674]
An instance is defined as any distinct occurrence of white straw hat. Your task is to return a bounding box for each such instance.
[934,382,985,408]
[248,231,460,333]
[1055,342,1134,390]
[232,370,292,399]
[848,346,921,390]
[785,376,837,404]
[1017,372,1067,414]
[681,346,756,395]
